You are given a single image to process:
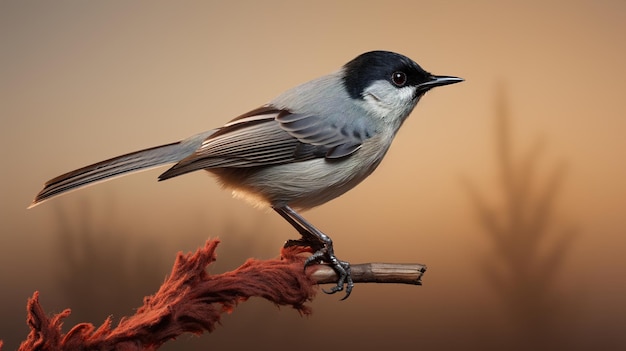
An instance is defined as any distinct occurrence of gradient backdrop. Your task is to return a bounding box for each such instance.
[1,1,625,350]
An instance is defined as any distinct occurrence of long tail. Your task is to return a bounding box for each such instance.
[29,130,215,208]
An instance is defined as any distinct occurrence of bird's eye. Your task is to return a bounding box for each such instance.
[391,71,407,87]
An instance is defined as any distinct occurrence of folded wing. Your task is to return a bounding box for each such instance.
[158,104,377,180]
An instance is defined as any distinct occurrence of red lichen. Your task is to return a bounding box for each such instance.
[10,239,317,351]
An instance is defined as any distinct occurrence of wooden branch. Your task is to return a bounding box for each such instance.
[9,239,427,351]
[310,262,426,286]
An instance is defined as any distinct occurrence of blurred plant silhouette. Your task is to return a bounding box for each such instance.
[53,200,167,327]
[464,86,577,349]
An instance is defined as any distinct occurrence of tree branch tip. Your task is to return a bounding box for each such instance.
[309,262,427,286]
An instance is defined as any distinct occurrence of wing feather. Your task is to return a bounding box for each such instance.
[159,104,377,180]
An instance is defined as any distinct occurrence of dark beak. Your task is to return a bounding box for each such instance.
[417,75,464,91]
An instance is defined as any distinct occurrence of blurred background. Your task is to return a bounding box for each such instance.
[1,1,625,350]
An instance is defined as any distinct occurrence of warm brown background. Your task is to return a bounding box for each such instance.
[1,1,625,350]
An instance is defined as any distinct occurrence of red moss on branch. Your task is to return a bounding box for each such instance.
[13,239,317,351]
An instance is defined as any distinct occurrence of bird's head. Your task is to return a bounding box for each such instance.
[342,51,463,124]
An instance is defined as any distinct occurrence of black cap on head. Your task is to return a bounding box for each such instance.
[342,51,432,99]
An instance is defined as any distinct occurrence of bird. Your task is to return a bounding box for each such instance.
[29,50,463,299]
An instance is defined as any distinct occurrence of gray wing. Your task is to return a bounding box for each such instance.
[158,104,377,180]
[277,109,376,158]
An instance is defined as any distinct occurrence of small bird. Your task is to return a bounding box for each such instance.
[30,51,462,299]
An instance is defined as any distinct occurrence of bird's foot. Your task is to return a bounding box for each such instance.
[274,206,353,299]
[304,244,354,300]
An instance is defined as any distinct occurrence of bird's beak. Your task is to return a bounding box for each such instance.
[418,75,464,91]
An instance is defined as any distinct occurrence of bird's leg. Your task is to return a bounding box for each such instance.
[275,208,324,252]
[273,205,353,299]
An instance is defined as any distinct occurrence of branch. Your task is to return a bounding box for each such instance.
[10,238,426,351]
[312,262,426,285]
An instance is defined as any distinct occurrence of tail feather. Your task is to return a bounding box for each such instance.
[29,130,215,208]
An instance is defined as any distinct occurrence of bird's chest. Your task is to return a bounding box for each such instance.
[214,133,392,210]
[281,134,392,209]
